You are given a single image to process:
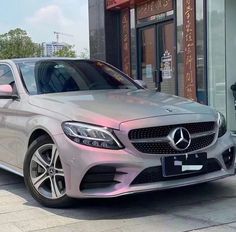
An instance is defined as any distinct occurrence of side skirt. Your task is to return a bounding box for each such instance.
[0,161,23,177]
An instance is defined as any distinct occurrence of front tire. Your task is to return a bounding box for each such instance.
[24,135,72,208]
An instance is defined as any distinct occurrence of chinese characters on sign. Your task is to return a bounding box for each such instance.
[137,0,173,20]
[121,9,131,76]
[161,50,172,80]
[183,0,197,101]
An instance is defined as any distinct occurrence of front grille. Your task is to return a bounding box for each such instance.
[132,134,215,154]
[131,158,222,185]
[129,122,216,154]
[129,121,215,140]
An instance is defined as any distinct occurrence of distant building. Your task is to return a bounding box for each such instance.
[42,42,68,57]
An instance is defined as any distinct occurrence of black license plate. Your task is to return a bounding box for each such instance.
[162,153,207,177]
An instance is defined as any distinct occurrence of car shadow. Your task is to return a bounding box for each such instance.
[1,169,235,221]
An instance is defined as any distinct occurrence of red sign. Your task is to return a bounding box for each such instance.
[106,0,130,9]
[106,0,155,10]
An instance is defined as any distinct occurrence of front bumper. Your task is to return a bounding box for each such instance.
[54,131,235,199]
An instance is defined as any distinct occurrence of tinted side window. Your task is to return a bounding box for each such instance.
[0,64,14,85]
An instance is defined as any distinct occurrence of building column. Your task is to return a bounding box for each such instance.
[88,0,122,69]
[183,0,197,101]
[121,8,131,76]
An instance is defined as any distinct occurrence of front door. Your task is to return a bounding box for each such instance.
[0,64,18,166]
[139,20,176,95]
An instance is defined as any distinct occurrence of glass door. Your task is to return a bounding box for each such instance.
[157,21,176,95]
[139,20,176,95]
[139,26,157,89]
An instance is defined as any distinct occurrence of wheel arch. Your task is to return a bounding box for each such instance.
[27,115,65,148]
[28,128,54,148]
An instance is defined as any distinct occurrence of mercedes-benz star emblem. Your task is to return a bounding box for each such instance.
[169,127,191,151]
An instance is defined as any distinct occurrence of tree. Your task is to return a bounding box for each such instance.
[0,28,42,59]
[53,45,76,58]
[78,48,89,59]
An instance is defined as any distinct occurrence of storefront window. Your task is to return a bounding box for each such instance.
[196,0,206,104]
[207,0,226,116]
[225,0,236,132]
[140,26,157,89]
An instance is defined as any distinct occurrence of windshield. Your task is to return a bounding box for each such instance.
[17,60,139,95]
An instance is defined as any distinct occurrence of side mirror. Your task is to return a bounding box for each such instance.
[134,80,147,89]
[0,85,16,99]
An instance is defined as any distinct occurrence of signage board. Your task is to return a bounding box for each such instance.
[161,50,172,80]
[137,0,173,20]
[183,0,197,101]
[106,0,130,9]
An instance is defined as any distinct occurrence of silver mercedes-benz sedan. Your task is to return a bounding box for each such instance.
[0,58,235,207]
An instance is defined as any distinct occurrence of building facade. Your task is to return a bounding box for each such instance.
[89,0,236,133]
[42,42,68,57]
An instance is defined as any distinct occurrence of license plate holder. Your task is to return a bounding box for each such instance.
[162,153,207,177]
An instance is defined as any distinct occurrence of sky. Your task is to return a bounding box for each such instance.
[0,0,89,55]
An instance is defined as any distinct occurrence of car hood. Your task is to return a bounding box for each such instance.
[29,89,216,129]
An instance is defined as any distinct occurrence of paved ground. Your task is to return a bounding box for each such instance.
[1,170,236,232]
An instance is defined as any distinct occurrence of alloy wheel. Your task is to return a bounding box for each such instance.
[29,144,66,199]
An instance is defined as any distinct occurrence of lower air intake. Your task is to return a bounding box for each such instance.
[80,165,120,191]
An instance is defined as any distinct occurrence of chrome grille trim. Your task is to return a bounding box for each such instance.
[190,131,216,139]
[129,121,218,154]
[130,137,169,143]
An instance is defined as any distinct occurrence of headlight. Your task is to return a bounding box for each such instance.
[218,112,227,138]
[62,122,124,150]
